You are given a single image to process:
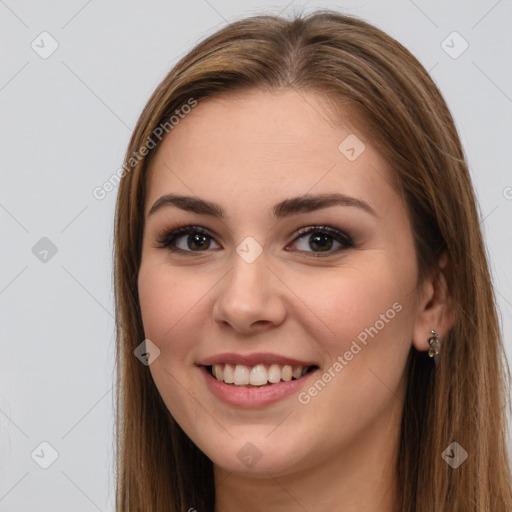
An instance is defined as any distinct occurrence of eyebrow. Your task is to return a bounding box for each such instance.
[148,192,377,218]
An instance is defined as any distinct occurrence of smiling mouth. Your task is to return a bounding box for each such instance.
[205,363,319,387]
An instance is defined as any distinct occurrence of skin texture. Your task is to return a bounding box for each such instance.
[137,89,453,512]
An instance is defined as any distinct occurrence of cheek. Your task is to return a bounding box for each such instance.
[138,263,172,342]
[288,267,415,431]
[292,259,415,345]
[137,261,212,358]
[291,257,418,411]
[138,261,212,428]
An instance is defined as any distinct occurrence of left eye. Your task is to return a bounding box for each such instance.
[288,226,354,255]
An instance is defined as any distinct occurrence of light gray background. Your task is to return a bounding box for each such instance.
[1,1,511,510]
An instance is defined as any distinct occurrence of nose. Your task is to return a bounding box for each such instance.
[212,252,287,334]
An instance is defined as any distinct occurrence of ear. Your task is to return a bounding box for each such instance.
[412,252,455,352]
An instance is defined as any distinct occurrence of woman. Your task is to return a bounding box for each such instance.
[113,10,512,511]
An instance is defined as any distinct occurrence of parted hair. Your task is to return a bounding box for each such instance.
[113,10,512,511]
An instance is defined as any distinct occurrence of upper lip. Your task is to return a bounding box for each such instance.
[198,352,318,368]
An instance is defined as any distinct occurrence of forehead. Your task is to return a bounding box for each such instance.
[145,89,397,215]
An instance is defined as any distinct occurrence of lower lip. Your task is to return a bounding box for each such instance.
[199,365,319,407]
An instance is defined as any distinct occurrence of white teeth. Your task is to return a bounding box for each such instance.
[213,365,223,381]
[210,363,312,386]
[223,363,235,384]
[281,365,292,381]
[249,364,268,386]
[267,364,282,383]
[233,365,250,385]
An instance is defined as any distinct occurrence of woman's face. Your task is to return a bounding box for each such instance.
[138,88,427,477]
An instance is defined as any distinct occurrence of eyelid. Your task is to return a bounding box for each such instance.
[155,225,219,250]
[287,225,355,256]
[292,225,353,245]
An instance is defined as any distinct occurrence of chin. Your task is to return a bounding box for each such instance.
[203,436,311,477]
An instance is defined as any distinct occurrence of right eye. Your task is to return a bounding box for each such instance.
[156,225,221,253]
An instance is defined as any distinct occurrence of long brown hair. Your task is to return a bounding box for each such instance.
[113,10,512,511]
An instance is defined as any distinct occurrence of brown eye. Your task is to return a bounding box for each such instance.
[308,232,334,252]
[156,226,220,253]
[186,233,211,251]
[289,226,354,256]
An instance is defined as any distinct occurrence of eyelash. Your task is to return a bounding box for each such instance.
[155,224,355,257]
